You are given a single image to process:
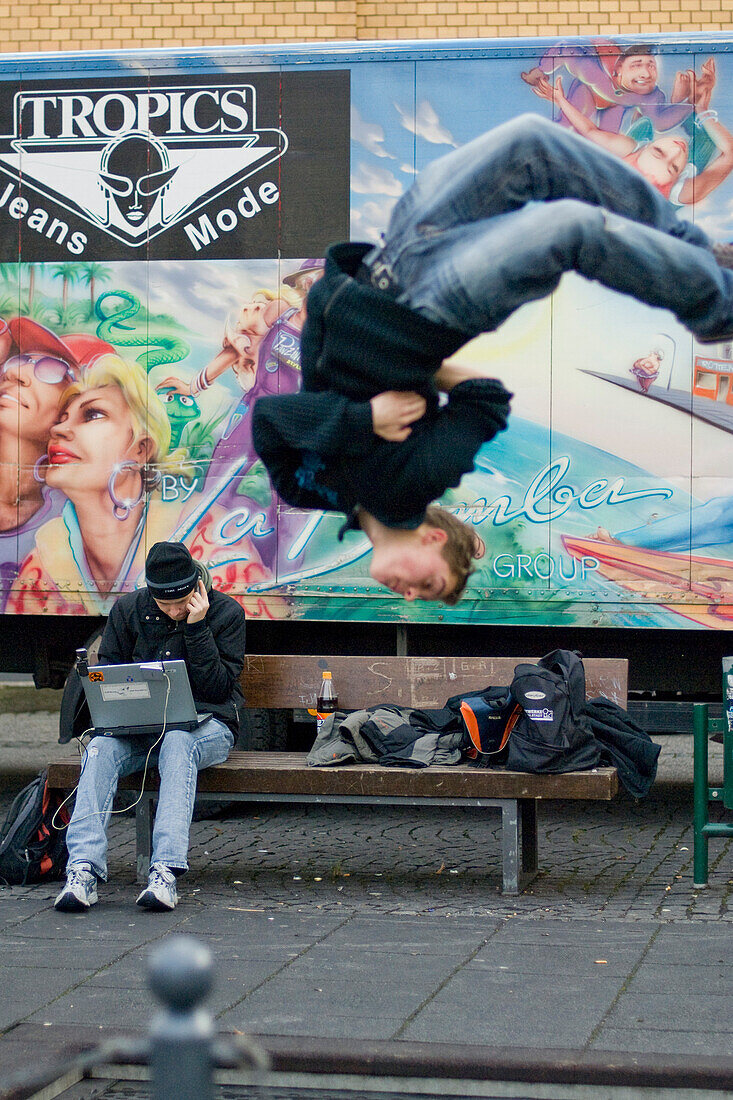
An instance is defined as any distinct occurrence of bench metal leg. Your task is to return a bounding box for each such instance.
[500,799,538,895]
[136,794,154,883]
[520,797,538,880]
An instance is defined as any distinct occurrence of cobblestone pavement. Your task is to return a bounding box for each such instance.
[1,711,732,1082]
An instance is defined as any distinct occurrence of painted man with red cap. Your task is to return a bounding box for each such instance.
[0,317,113,607]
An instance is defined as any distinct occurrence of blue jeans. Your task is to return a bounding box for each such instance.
[65,717,234,880]
[367,114,733,343]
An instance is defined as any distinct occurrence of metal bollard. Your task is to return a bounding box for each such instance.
[148,935,215,1100]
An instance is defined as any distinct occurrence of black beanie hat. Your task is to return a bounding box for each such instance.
[145,542,198,600]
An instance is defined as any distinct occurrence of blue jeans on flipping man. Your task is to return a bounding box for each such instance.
[364,113,733,344]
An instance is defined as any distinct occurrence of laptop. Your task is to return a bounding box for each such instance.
[81,660,200,737]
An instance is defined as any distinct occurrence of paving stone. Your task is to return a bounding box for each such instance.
[591,1028,733,1057]
[432,967,622,1008]
[605,991,733,1032]
[0,892,57,931]
[488,917,654,945]
[313,915,495,954]
[181,908,347,941]
[401,988,613,1048]
[7,900,191,943]
[283,945,465,983]
[24,970,280,1028]
[25,985,160,1028]
[644,931,733,967]
[627,962,733,996]
[87,955,283,993]
[655,921,733,940]
[467,940,647,977]
[217,975,425,1021]
[0,967,89,1029]
[0,936,131,970]
[217,1012,405,1039]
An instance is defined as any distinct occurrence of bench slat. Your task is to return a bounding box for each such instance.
[47,752,618,800]
[240,655,628,710]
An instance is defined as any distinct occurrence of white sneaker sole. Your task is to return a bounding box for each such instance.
[135,889,176,911]
[54,890,97,913]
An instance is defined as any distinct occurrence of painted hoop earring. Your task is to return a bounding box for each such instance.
[33,455,50,484]
[108,460,144,520]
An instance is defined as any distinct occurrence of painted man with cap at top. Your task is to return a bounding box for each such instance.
[0,316,113,608]
[54,540,246,914]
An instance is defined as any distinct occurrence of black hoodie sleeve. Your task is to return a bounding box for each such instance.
[182,593,246,705]
[399,378,512,501]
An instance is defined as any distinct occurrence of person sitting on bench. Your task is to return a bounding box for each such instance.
[54,541,246,914]
[253,113,733,606]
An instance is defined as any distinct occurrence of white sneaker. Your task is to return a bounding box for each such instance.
[54,864,98,912]
[136,863,178,911]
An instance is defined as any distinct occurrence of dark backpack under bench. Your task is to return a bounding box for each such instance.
[47,655,627,895]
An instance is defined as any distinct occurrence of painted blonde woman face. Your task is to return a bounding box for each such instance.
[46,385,149,495]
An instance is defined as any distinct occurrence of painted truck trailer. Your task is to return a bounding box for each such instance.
[1,33,733,709]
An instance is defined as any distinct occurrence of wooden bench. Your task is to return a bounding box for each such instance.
[47,655,627,895]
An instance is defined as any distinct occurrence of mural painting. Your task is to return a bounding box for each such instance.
[0,40,732,628]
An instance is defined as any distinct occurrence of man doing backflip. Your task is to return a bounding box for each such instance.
[253,113,733,605]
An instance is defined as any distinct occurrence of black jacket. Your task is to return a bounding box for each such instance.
[253,242,512,530]
[59,566,246,742]
[585,697,661,799]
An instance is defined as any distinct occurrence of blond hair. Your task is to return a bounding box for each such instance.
[255,285,301,308]
[59,354,189,479]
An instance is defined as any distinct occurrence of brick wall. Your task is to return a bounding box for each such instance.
[1,0,731,54]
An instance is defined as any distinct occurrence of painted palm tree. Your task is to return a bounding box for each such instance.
[18,262,40,310]
[0,263,18,302]
[78,261,112,317]
[50,262,80,313]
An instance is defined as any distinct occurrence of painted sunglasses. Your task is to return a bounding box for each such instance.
[1,353,77,385]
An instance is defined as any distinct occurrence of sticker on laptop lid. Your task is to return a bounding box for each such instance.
[100,682,151,701]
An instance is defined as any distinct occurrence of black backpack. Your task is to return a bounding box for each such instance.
[0,770,71,885]
[505,650,602,774]
[59,666,92,744]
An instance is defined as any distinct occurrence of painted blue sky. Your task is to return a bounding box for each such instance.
[349,46,733,242]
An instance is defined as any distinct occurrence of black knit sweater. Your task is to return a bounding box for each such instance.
[252,242,512,530]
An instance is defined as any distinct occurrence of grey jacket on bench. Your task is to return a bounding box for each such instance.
[308,706,466,768]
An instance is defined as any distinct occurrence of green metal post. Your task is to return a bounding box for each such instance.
[723,659,733,811]
[693,703,709,889]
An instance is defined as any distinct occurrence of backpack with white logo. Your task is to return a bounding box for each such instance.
[505,650,601,773]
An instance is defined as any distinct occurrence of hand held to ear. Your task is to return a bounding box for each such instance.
[186,579,209,624]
